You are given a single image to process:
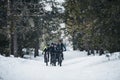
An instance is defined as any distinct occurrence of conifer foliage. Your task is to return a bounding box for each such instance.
[64,0,120,54]
[0,0,64,57]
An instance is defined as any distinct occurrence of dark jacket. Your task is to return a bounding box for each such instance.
[56,43,66,52]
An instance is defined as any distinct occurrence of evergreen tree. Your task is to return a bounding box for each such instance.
[64,0,120,54]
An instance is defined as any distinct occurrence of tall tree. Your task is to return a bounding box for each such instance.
[64,0,120,54]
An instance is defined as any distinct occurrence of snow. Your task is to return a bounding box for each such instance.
[0,51,120,80]
[44,0,65,11]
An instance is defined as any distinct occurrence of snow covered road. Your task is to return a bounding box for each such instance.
[0,51,120,80]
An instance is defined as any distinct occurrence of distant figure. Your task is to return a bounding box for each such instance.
[49,43,57,66]
[56,39,66,66]
[42,44,50,66]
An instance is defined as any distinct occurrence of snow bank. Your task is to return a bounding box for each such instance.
[0,51,120,80]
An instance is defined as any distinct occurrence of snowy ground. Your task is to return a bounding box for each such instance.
[0,51,120,80]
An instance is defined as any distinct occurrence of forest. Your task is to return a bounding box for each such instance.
[0,0,120,57]
[64,0,120,55]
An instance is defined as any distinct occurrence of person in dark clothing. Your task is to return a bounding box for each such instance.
[49,43,57,66]
[55,39,66,66]
[42,44,50,66]
[56,42,66,60]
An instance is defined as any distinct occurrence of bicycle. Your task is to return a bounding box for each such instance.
[44,52,49,66]
[50,53,57,66]
[58,53,63,66]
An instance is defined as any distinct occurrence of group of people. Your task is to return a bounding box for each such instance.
[42,39,66,66]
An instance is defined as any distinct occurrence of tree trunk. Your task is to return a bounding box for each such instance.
[18,45,23,58]
[34,38,39,57]
[99,48,104,56]
[87,50,91,56]
[6,0,11,57]
[72,31,77,50]
[13,30,18,57]
[91,49,95,56]
[10,33,14,55]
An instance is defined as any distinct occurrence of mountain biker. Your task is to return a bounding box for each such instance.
[49,43,55,65]
[56,39,66,60]
[42,44,50,65]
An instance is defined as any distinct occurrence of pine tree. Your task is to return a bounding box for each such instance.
[64,0,120,54]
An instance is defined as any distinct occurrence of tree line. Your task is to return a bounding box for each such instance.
[0,0,64,57]
[1,0,120,57]
[64,0,120,55]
